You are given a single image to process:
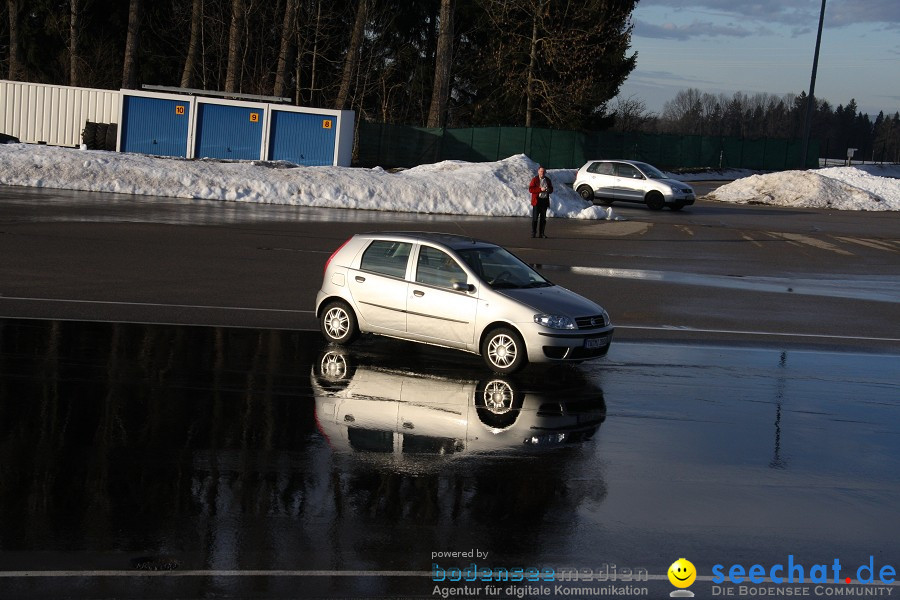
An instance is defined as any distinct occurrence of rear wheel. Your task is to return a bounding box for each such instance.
[576,185,594,201]
[320,301,359,344]
[314,349,356,392]
[481,327,527,374]
[645,191,665,211]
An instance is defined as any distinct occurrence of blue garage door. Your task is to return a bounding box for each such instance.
[120,96,190,157]
[195,103,263,160]
[268,111,337,166]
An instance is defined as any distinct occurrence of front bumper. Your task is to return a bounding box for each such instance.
[666,193,695,205]
[528,326,615,362]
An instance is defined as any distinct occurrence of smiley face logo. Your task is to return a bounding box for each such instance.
[668,558,697,589]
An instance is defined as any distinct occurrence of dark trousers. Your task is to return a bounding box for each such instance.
[531,201,548,236]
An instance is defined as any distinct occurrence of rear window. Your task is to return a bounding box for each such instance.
[360,240,412,278]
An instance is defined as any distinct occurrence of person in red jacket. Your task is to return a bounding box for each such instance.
[528,165,553,238]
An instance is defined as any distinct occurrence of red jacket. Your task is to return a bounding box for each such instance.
[529,175,553,206]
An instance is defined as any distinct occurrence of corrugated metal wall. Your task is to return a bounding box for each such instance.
[194,102,265,160]
[0,80,119,146]
[268,110,337,166]
[120,95,192,157]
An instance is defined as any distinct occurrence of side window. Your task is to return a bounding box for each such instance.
[616,164,641,179]
[596,162,615,176]
[360,240,412,278]
[586,162,601,174]
[415,247,467,289]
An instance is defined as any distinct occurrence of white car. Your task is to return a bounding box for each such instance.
[573,159,695,211]
[315,232,614,374]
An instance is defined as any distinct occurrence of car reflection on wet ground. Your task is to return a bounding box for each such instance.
[0,318,898,599]
[312,346,606,462]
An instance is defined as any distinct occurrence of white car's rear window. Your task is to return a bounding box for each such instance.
[359,240,412,278]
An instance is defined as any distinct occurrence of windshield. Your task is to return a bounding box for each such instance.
[633,162,667,179]
[456,247,552,290]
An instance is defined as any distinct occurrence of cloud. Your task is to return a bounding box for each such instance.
[634,19,756,40]
[637,0,900,29]
[826,0,900,28]
[628,69,720,86]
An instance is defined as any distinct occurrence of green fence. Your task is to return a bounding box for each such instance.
[356,122,820,171]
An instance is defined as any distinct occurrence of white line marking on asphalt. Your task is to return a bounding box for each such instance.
[617,325,900,343]
[0,296,314,314]
[0,570,428,578]
[0,570,896,587]
[1,298,897,344]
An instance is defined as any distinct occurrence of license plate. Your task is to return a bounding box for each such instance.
[585,336,608,349]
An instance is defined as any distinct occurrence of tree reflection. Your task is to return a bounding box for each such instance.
[0,319,608,571]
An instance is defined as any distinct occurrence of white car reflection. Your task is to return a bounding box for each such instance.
[311,349,606,457]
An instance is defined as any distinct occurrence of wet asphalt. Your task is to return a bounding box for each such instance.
[0,320,898,599]
[0,186,899,599]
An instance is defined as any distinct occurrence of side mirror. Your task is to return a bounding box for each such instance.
[453,282,475,293]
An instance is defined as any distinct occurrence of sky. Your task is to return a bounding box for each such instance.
[618,0,900,118]
[0,144,897,213]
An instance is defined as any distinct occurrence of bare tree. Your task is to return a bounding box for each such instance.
[7,0,23,80]
[524,0,544,128]
[273,0,298,98]
[69,0,81,85]
[611,96,656,132]
[300,0,326,106]
[121,0,142,89]
[473,0,636,129]
[180,0,203,88]
[335,0,366,110]
[225,0,244,93]
[426,0,454,128]
[661,88,703,133]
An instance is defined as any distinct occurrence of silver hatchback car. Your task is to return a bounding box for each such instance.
[316,232,614,374]
[573,159,695,211]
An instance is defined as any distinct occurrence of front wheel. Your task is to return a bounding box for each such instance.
[645,191,665,211]
[320,300,359,344]
[475,378,523,429]
[481,327,527,374]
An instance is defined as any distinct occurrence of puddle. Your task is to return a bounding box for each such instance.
[532,263,900,303]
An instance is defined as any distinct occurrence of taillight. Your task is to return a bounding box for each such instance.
[324,237,352,274]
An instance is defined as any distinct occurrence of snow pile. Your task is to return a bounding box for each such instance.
[0,143,898,214]
[708,165,900,211]
[0,145,610,219]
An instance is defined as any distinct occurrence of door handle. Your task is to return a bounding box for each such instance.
[402,421,414,429]
[413,290,425,297]
[355,276,366,282]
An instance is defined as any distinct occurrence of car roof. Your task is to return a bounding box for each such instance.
[584,159,640,165]
[357,231,495,250]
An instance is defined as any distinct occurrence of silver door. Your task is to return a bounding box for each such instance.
[347,240,412,333]
[406,246,479,347]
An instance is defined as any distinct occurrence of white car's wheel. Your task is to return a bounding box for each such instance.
[577,185,594,201]
[475,378,523,429]
[320,301,359,344]
[481,327,527,374]
[645,191,665,211]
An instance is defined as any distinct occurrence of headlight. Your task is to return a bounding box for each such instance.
[534,314,577,329]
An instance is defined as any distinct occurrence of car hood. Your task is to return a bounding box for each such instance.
[498,285,603,317]
[659,178,692,190]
